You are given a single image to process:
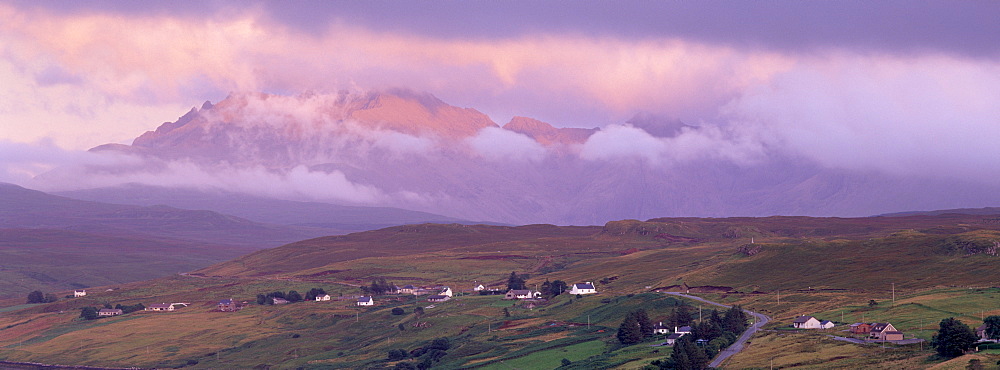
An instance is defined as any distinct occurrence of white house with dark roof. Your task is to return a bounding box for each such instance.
[793,316,821,329]
[569,282,596,295]
[440,287,453,297]
[315,294,331,301]
[474,284,486,291]
[820,320,835,329]
[653,322,671,335]
[357,296,374,306]
[74,290,87,297]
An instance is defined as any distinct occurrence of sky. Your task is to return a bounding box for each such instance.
[2,1,1000,187]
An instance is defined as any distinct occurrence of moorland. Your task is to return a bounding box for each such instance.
[1,213,1000,369]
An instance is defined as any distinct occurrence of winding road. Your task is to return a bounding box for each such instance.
[664,292,771,368]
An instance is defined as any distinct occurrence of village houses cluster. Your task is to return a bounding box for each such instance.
[793,315,907,341]
[73,280,601,320]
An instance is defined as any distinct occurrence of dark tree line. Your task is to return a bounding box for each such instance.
[618,309,654,344]
[26,290,58,304]
[388,337,451,369]
[651,305,750,370]
[540,279,568,298]
[361,278,396,295]
[256,290,304,305]
[115,302,145,314]
[304,288,328,301]
[507,272,528,291]
[931,317,979,357]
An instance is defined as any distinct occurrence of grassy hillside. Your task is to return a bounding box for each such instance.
[3,214,1000,368]
[0,228,249,298]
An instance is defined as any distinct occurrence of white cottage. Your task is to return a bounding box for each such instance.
[792,316,822,329]
[357,296,374,306]
[569,282,597,295]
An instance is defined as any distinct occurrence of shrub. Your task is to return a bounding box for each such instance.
[392,307,406,315]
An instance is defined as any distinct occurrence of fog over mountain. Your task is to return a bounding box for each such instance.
[30,90,1000,225]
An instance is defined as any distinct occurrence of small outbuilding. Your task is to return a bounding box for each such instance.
[218,298,238,312]
[98,308,123,317]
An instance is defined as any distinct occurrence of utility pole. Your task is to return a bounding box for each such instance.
[892,283,895,305]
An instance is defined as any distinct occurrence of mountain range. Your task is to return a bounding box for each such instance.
[32,89,1000,225]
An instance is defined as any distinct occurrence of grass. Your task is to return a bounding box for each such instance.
[4,214,1000,368]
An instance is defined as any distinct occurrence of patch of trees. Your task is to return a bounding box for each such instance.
[983,315,1000,341]
[653,305,749,369]
[931,317,979,357]
[80,307,100,320]
[114,303,145,313]
[540,279,568,298]
[387,337,451,369]
[256,290,306,305]
[361,278,396,295]
[25,290,58,304]
[665,304,694,328]
[304,288,328,301]
[617,309,654,344]
[507,272,528,291]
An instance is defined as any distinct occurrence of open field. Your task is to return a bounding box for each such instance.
[2,214,1000,368]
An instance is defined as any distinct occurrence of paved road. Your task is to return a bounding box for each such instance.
[664,292,771,368]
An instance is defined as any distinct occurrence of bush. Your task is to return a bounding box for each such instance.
[392,307,406,315]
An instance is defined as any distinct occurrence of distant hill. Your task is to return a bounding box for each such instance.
[0,183,353,297]
[198,213,1000,292]
[57,184,474,233]
[0,228,247,297]
[878,207,1000,217]
[0,183,332,248]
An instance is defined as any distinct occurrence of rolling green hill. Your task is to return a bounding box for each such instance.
[3,213,1000,368]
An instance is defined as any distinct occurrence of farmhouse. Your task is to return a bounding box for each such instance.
[315,294,331,301]
[504,289,541,300]
[399,285,416,294]
[792,316,822,329]
[145,303,175,312]
[870,323,903,340]
[568,282,597,295]
[820,320,835,329]
[474,284,486,291]
[675,326,692,335]
[665,333,684,346]
[73,290,87,297]
[427,295,450,302]
[98,308,122,317]
[652,322,671,335]
[218,298,238,312]
[357,296,374,306]
[439,287,453,297]
[272,297,289,305]
[850,322,872,334]
[977,324,997,342]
